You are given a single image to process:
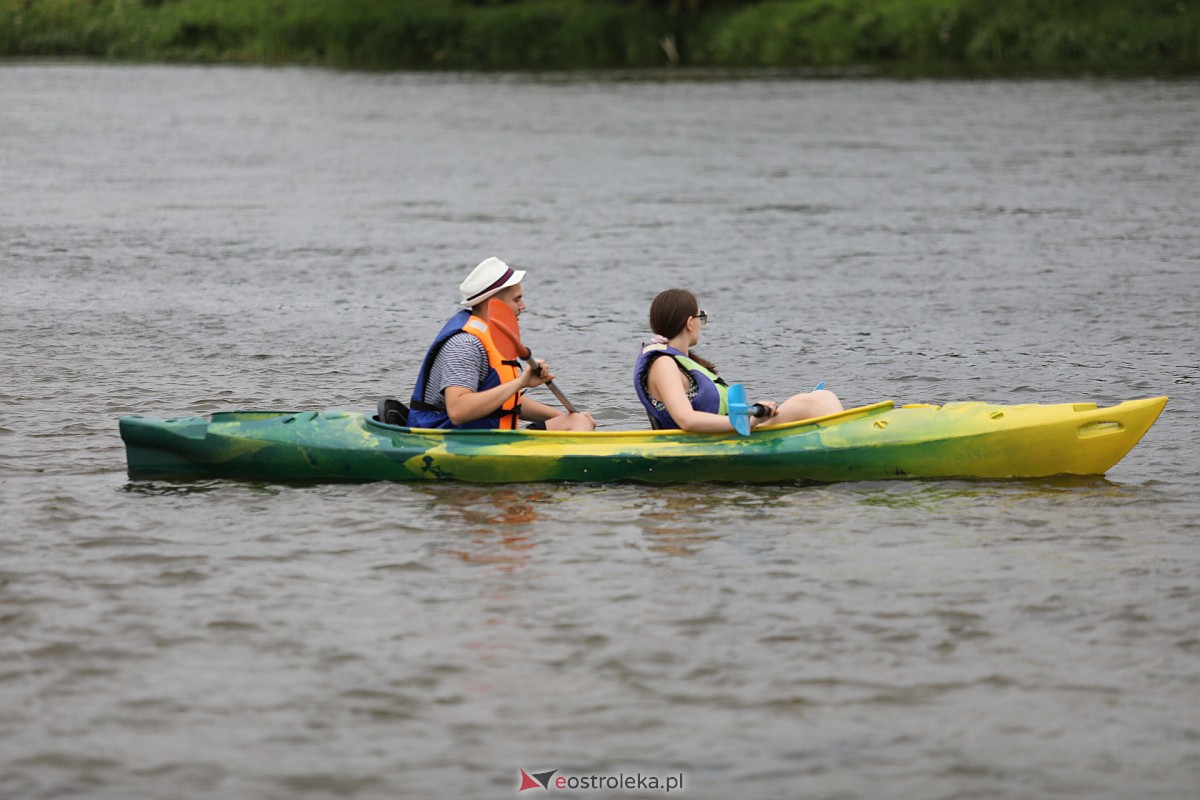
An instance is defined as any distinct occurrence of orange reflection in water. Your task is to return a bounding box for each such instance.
[438,489,548,568]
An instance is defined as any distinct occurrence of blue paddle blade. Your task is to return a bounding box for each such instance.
[727,383,752,436]
[813,381,826,391]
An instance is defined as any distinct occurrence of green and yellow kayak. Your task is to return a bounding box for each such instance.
[119,397,1167,484]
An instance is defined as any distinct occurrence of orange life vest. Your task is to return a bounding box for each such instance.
[408,310,523,429]
[460,315,522,430]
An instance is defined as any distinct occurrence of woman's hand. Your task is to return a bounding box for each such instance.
[749,400,778,427]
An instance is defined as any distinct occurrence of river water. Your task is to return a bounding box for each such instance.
[1,64,1198,799]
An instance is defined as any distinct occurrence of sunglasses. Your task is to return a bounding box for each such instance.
[693,309,708,326]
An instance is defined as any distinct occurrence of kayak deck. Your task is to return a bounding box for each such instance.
[119,397,1167,484]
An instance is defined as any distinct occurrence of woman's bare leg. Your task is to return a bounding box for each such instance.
[773,389,843,424]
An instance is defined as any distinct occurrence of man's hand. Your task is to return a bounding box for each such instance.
[519,359,554,389]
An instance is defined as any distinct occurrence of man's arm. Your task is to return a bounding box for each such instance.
[519,396,565,422]
[444,376,528,426]
[443,356,551,426]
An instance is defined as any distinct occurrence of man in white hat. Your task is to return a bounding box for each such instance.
[407,257,595,431]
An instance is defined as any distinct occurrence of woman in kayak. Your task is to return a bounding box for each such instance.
[633,288,843,432]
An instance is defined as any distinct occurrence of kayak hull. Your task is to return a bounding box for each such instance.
[118,397,1167,484]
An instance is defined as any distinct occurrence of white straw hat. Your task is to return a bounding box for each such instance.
[459,257,525,307]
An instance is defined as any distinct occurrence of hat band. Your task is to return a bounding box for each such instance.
[466,267,514,303]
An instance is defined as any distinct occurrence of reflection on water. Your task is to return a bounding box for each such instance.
[431,488,546,567]
[640,525,723,557]
[120,478,280,496]
[849,475,1122,510]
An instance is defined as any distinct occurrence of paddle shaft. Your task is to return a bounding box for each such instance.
[486,312,580,415]
[521,351,579,414]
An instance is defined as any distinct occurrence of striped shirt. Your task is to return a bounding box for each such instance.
[422,333,490,409]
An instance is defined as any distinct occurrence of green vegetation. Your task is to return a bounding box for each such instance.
[1,0,1197,73]
[700,0,1200,70]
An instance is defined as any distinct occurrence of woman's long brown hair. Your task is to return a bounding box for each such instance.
[649,288,718,374]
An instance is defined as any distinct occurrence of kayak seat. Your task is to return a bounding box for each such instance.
[376,397,410,427]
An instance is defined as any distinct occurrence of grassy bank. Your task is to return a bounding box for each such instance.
[1,0,1197,73]
[701,0,1200,71]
